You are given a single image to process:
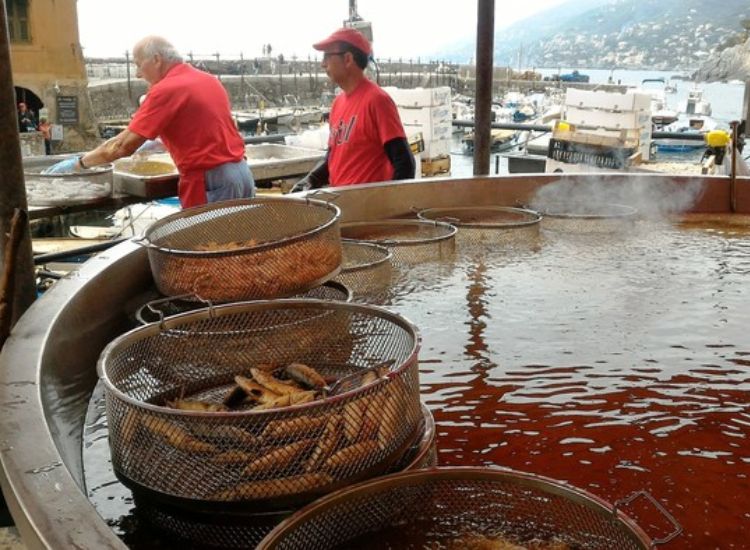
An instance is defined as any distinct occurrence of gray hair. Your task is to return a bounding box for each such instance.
[134,36,183,63]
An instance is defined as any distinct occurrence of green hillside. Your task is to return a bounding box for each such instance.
[438,0,750,70]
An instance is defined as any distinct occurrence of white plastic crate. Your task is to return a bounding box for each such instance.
[565,89,651,112]
[564,106,651,130]
[398,105,452,128]
[403,122,452,142]
[384,86,452,108]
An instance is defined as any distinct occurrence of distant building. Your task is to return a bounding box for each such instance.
[9,0,99,151]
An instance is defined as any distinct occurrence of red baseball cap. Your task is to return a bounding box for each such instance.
[313,27,372,56]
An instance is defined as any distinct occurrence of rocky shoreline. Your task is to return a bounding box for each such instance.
[694,37,750,82]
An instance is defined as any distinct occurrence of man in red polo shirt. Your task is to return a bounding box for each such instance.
[44,36,254,208]
[292,28,414,191]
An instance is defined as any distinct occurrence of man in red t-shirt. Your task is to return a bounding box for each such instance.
[44,36,254,208]
[292,28,415,191]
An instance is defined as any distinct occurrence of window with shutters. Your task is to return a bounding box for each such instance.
[8,0,31,43]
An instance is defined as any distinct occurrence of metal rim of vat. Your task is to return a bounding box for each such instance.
[0,173,735,549]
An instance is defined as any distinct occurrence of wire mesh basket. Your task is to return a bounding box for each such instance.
[98,300,422,511]
[417,206,542,249]
[131,403,437,550]
[333,241,393,303]
[139,197,342,302]
[534,203,638,234]
[340,220,456,265]
[258,467,662,550]
[135,281,352,325]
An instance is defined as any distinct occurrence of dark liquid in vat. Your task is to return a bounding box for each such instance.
[84,215,750,549]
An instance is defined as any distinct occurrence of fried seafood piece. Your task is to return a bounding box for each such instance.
[251,367,304,395]
[242,439,315,476]
[189,424,262,446]
[210,472,333,501]
[285,363,327,390]
[165,398,228,412]
[210,449,258,465]
[140,415,216,453]
[193,239,260,251]
[323,440,379,471]
[262,414,328,440]
[234,375,281,404]
[447,535,526,550]
[447,535,572,550]
[306,416,342,471]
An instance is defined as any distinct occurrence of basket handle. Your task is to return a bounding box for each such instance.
[307,189,340,203]
[132,235,159,249]
[613,490,682,547]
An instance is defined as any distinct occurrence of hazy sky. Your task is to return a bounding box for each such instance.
[77,0,569,60]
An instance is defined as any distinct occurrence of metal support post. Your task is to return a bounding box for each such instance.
[473,0,495,176]
[0,0,37,330]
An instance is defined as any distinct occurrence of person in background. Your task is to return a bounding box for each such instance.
[43,35,254,208]
[38,117,52,155]
[292,28,414,192]
[17,102,37,133]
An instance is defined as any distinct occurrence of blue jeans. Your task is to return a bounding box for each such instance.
[204,160,256,203]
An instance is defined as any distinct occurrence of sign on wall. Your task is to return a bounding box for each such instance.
[56,96,79,125]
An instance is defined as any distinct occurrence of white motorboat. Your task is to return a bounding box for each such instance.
[657,114,719,153]
[678,87,712,117]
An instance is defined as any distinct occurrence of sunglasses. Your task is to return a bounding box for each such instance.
[323,51,348,60]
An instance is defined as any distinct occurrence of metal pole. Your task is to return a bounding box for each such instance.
[125,50,132,104]
[0,0,36,326]
[743,81,750,124]
[730,120,738,213]
[473,0,495,176]
[239,51,245,99]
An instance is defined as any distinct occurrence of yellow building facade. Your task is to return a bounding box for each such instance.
[9,0,99,151]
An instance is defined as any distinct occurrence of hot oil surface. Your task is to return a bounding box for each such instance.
[84,215,750,548]
[384,215,750,548]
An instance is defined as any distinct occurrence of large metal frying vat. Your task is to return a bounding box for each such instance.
[0,172,747,549]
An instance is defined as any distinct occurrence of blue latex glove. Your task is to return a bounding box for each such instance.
[41,156,80,175]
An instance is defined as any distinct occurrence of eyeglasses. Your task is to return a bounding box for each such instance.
[322,51,347,60]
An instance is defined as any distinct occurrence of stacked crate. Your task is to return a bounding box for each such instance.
[546,89,652,173]
[384,86,453,177]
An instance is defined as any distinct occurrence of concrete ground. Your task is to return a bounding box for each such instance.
[0,527,24,549]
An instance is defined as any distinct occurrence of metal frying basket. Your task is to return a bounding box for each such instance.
[135,281,352,325]
[140,197,342,302]
[333,241,393,303]
[417,206,542,249]
[131,403,437,550]
[258,467,672,550]
[98,300,422,511]
[535,203,638,233]
[340,220,456,265]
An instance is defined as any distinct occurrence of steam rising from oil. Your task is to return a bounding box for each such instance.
[528,176,706,219]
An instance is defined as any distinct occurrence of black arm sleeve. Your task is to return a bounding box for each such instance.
[384,137,416,181]
[305,151,330,189]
